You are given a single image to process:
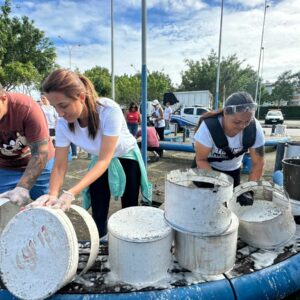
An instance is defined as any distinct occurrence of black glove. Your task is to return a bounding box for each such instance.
[237,191,254,206]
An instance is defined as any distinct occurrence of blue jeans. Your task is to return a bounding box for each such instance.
[0,158,54,200]
[127,123,138,137]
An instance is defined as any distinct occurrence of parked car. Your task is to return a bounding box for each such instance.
[171,106,210,130]
[264,110,284,124]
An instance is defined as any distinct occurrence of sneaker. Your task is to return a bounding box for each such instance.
[72,155,78,160]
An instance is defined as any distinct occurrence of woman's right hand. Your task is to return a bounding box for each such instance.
[26,194,58,209]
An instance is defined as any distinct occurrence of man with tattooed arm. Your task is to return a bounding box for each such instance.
[0,84,55,206]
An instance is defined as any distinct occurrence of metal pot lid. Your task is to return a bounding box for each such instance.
[0,207,79,300]
[108,206,172,242]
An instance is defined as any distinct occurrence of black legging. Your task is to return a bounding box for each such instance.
[155,126,165,141]
[89,158,141,237]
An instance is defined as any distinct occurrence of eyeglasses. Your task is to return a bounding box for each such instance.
[224,103,257,115]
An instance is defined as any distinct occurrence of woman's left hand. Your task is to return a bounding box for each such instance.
[52,190,75,211]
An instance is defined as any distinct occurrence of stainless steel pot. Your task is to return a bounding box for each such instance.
[228,181,296,250]
[165,169,233,235]
[174,212,239,275]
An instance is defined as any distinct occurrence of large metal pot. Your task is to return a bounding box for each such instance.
[108,207,173,286]
[228,181,296,250]
[165,169,233,235]
[282,158,300,201]
[175,212,239,275]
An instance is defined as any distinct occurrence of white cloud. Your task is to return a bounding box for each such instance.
[9,0,300,89]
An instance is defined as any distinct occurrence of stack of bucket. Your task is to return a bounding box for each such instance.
[164,169,238,275]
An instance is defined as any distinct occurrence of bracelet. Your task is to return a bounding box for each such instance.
[63,190,75,199]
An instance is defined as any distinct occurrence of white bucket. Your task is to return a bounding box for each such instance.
[228,181,296,250]
[0,198,20,235]
[165,169,233,235]
[108,206,173,286]
[174,212,239,275]
[0,205,99,300]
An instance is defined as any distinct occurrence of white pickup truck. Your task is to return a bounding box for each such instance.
[171,106,210,130]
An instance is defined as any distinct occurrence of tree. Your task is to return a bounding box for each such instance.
[0,0,56,91]
[147,70,173,101]
[271,71,295,106]
[179,50,257,107]
[84,66,111,97]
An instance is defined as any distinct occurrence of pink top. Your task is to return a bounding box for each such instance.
[136,127,159,148]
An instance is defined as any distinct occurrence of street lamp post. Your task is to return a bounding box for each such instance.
[111,0,115,100]
[57,35,81,70]
[257,47,265,119]
[254,0,269,103]
[214,0,224,111]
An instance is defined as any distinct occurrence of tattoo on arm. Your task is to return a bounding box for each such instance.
[17,139,49,190]
[255,146,265,157]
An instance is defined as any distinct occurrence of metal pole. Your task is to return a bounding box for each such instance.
[254,0,269,103]
[214,0,224,111]
[58,35,80,70]
[111,0,115,100]
[257,47,265,119]
[141,0,147,166]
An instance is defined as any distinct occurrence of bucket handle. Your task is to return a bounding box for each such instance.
[70,205,100,275]
[231,181,289,206]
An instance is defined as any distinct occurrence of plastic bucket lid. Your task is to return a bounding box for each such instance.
[108,206,172,242]
[0,207,79,300]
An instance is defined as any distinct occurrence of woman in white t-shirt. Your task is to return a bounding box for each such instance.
[29,69,151,238]
[194,92,265,205]
[151,99,165,141]
[40,94,58,137]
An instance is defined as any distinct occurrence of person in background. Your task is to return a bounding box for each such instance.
[40,93,58,141]
[164,101,172,130]
[0,84,55,205]
[136,121,160,162]
[151,99,165,142]
[29,69,152,239]
[194,91,265,206]
[70,143,78,160]
[125,102,140,137]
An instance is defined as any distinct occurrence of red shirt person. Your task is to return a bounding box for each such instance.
[125,102,140,137]
[0,86,55,206]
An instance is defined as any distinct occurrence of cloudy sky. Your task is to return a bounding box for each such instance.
[7,0,300,87]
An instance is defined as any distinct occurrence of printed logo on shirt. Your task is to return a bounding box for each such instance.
[0,132,30,157]
[210,146,243,159]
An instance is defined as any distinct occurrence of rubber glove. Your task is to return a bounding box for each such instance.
[52,190,75,211]
[26,194,58,209]
[237,191,254,206]
[0,187,30,206]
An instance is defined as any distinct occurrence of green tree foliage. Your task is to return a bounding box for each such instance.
[271,71,295,105]
[179,50,257,106]
[84,66,174,107]
[0,0,56,90]
[84,66,111,97]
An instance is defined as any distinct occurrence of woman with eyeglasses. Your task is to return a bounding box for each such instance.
[194,92,265,205]
[125,102,140,137]
[28,69,152,239]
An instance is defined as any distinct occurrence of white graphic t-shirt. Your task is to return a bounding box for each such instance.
[194,117,265,171]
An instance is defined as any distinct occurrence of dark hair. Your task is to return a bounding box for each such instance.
[195,91,254,131]
[42,69,99,139]
[129,102,138,110]
[225,92,254,107]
